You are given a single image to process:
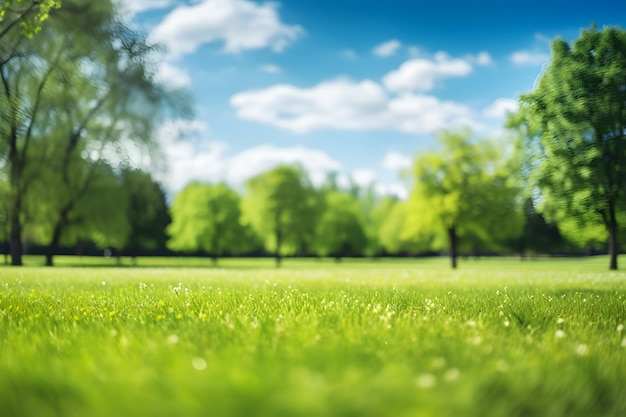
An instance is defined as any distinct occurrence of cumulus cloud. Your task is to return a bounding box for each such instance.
[351,169,377,188]
[509,50,550,66]
[375,183,409,200]
[467,51,493,66]
[382,52,473,92]
[373,39,402,58]
[152,119,342,193]
[154,61,192,88]
[150,0,303,59]
[115,0,175,17]
[382,151,412,171]
[259,64,282,74]
[230,77,481,135]
[483,98,518,119]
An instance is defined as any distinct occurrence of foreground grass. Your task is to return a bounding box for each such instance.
[0,257,625,416]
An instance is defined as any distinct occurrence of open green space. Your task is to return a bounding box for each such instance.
[1,257,625,416]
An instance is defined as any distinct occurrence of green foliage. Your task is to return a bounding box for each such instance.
[0,0,189,265]
[0,0,61,38]
[315,191,368,259]
[168,182,247,260]
[243,165,318,261]
[122,169,170,255]
[521,25,626,269]
[0,260,625,417]
[404,129,524,265]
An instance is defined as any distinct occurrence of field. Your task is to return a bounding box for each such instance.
[1,256,625,417]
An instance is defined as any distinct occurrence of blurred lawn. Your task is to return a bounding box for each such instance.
[0,256,624,416]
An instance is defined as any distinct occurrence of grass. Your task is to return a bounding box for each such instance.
[0,256,625,416]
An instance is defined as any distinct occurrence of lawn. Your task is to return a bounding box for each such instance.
[0,256,625,417]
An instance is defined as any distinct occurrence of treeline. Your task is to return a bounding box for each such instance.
[2,3,626,269]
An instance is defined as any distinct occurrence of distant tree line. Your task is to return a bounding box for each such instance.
[1,6,625,269]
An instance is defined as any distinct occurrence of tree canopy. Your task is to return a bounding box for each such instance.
[168,182,246,264]
[521,25,626,269]
[243,165,317,266]
[404,129,523,268]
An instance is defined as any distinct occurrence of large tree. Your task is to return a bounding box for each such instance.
[405,129,523,268]
[1,0,184,265]
[521,25,626,270]
[168,182,246,265]
[243,165,317,267]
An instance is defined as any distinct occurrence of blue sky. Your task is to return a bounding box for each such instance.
[117,0,626,198]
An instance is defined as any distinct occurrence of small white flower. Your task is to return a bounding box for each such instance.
[192,357,207,371]
[504,320,510,327]
[167,334,179,345]
[416,373,436,389]
[617,324,624,333]
[444,368,460,381]
[557,317,564,324]
[576,344,588,356]
[555,330,565,339]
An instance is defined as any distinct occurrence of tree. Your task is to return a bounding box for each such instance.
[168,182,246,265]
[243,165,316,267]
[121,169,170,264]
[520,25,626,270]
[315,190,368,261]
[0,0,60,40]
[405,129,523,268]
[25,158,130,265]
[1,0,186,265]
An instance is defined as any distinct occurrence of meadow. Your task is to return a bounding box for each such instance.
[0,256,625,417]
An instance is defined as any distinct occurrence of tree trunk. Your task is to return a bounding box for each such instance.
[9,200,22,266]
[211,253,218,266]
[447,226,458,269]
[45,214,69,267]
[608,205,618,270]
[275,213,282,268]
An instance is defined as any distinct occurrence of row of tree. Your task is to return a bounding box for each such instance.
[2,3,625,269]
[168,24,626,270]
[166,137,566,268]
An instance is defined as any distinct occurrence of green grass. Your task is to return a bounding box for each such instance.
[0,256,625,416]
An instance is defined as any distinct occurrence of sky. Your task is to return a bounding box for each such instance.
[116,0,626,199]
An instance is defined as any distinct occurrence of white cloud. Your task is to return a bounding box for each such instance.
[382,52,473,92]
[259,64,282,74]
[373,39,401,58]
[483,98,518,119]
[510,50,550,66]
[375,183,409,200]
[382,151,412,171]
[115,0,175,17]
[231,78,481,135]
[154,61,192,88]
[467,51,493,66]
[152,119,342,193]
[150,0,304,59]
[351,169,376,188]
[226,144,342,186]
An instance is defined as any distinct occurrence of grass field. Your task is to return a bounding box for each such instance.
[1,256,625,416]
